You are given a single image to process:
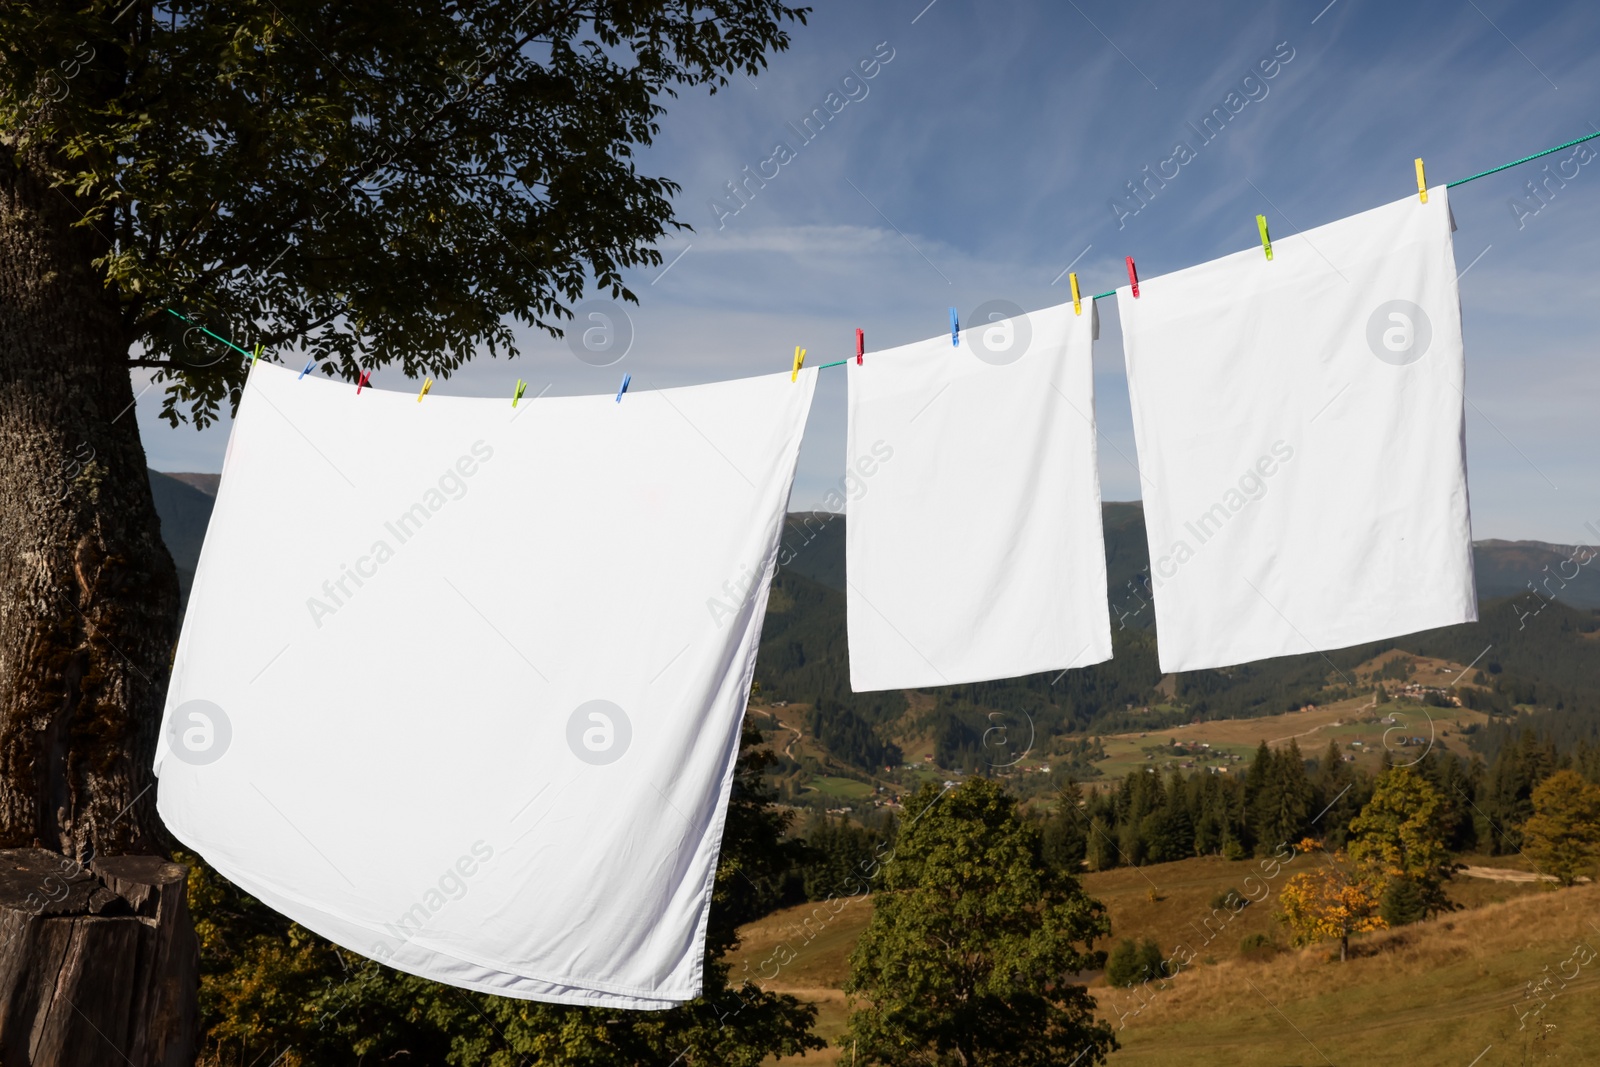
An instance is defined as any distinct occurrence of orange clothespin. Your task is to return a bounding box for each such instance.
[1415,158,1428,203]
[790,346,806,382]
[1069,272,1082,315]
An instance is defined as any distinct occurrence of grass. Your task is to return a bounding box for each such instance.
[1105,883,1600,1064]
[809,776,875,800]
[730,853,1583,1065]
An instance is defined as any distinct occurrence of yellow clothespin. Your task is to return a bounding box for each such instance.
[1415,158,1428,204]
[250,343,263,367]
[417,377,433,402]
[512,378,527,407]
[1069,272,1082,315]
[790,346,806,382]
[1256,215,1273,261]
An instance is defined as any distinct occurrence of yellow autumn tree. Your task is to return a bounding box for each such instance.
[1523,770,1600,886]
[1275,861,1386,962]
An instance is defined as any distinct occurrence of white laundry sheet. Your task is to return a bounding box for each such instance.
[845,300,1112,691]
[1118,188,1476,674]
[156,362,817,1009]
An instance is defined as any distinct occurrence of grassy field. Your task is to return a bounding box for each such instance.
[1086,691,1493,785]
[730,853,1591,1065]
[810,776,875,800]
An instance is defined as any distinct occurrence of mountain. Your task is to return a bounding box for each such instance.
[149,471,217,603]
[147,479,1600,768]
[163,472,221,497]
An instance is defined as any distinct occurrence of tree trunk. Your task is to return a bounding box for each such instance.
[0,849,198,1067]
[0,135,190,1060]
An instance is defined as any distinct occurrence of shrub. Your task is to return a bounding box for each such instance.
[1239,932,1279,960]
[1106,938,1167,987]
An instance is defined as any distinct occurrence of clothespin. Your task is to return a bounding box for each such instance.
[512,378,527,407]
[298,358,315,380]
[1126,256,1140,298]
[615,373,631,403]
[790,346,806,383]
[250,343,263,367]
[355,370,371,394]
[1414,157,1428,203]
[856,328,865,366]
[1256,215,1273,261]
[1069,272,1082,316]
[417,377,433,402]
[949,307,959,346]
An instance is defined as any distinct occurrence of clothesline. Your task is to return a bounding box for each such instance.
[814,128,1600,370]
[166,127,1600,380]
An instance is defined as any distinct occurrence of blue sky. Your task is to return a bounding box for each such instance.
[137,0,1600,543]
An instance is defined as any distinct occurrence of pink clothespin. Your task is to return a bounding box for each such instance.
[1126,256,1140,298]
[856,328,865,366]
[356,370,372,394]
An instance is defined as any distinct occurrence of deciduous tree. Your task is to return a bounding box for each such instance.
[1274,850,1385,962]
[1,0,807,1055]
[1523,769,1600,887]
[1348,766,1455,918]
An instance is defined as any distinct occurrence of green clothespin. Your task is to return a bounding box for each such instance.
[512,379,527,407]
[251,343,263,366]
[1256,215,1273,261]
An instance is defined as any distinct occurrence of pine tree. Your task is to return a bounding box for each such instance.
[842,779,1117,1066]
[1042,781,1090,873]
[1379,877,1427,927]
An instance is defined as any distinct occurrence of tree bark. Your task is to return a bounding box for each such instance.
[0,849,198,1066]
[0,140,177,858]
[0,136,190,1061]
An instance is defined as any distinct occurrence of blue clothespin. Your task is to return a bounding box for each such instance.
[298,358,315,380]
[615,373,631,403]
[950,307,959,347]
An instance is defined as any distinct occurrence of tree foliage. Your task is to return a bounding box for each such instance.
[842,778,1116,1067]
[1522,769,1600,886]
[0,0,809,423]
[1274,848,1385,962]
[1104,938,1165,989]
[1348,766,1455,918]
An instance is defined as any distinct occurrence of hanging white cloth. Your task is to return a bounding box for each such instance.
[1118,188,1476,673]
[845,300,1111,691]
[157,362,817,1009]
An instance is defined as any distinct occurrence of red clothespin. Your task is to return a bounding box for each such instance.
[1126,256,1140,298]
[856,328,865,366]
[356,370,372,394]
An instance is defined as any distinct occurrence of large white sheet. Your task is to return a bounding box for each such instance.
[1118,188,1476,673]
[157,362,817,1009]
[845,300,1111,691]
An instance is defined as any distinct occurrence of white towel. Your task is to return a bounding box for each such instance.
[845,300,1111,691]
[156,362,817,1009]
[1118,188,1476,673]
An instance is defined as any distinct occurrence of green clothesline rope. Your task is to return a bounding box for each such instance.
[816,127,1600,370]
[1446,128,1600,188]
[167,129,1600,378]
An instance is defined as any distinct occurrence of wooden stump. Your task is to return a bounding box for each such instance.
[0,849,197,1067]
